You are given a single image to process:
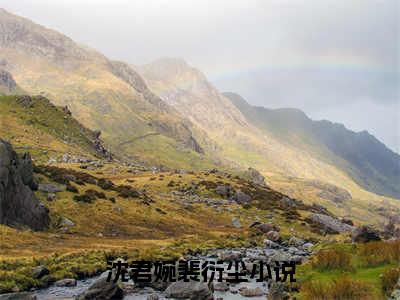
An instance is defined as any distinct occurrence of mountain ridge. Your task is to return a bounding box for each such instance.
[225,92,400,199]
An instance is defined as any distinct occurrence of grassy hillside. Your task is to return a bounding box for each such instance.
[0,95,108,163]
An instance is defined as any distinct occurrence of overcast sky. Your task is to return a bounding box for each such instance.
[2,0,399,153]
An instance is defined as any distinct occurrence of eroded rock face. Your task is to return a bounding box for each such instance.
[0,140,49,230]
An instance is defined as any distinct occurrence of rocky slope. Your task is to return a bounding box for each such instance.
[0,9,209,168]
[225,92,400,199]
[0,139,49,230]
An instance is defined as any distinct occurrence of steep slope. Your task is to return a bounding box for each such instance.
[136,58,363,183]
[0,68,23,95]
[225,92,400,199]
[0,94,112,163]
[0,9,210,169]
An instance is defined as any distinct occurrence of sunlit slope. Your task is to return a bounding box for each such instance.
[0,95,108,163]
[0,9,211,168]
[226,92,400,199]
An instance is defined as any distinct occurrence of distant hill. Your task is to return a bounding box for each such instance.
[225,92,400,199]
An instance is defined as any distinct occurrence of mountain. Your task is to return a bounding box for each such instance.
[225,92,400,199]
[0,8,212,169]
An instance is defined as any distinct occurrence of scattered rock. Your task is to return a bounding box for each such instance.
[306,213,353,234]
[215,185,234,198]
[245,167,267,186]
[266,231,280,242]
[55,278,77,287]
[288,237,304,247]
[32,266,49,279]
[164,281,212,299]
[147,294,159,300]
[59,217,75,227]
[232,217,242,228]
[77,277,123,300]
[239,287,264,297]
[352,225,381,243]
[38,183,66,193]
[267,282,289,300]
[234,190,251,204]
[213,282,229,292]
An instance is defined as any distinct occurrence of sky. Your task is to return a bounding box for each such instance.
[2,0,399,153]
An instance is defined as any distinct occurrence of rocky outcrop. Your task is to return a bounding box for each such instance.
[0,69,17,94]
[306,213,353,234]
[0,140,49,230]
[245,167,267,186]
[352,225,381,243]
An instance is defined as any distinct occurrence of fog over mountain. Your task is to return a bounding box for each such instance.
[1,0,398,153]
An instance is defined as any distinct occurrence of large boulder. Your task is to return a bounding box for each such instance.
[234,190,251,204]
[77,277,123,300]
[306,213,353,234]
[352,225,381,243]
[245,167,266,186]
[0,140,49,230]
[164,281,213,299]
[215,185,234,198]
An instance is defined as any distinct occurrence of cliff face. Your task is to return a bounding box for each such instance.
[0,139,49,230]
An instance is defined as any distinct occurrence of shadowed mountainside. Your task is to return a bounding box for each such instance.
[225,92,400,199]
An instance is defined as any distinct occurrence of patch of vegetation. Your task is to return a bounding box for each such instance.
[301,277,375,300]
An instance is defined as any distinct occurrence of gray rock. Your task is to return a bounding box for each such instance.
[264,239,280,249]
[239,287,264,297]
[213,282,229,291]
[55,278,77,287]
[288,237,304,247]
[0,140,49,230]
[245,167,266,186]
[38,183,66,193]
[32,266,49,279]
[352,225,381,243]
[59,217,75,227]
[0,292,37,300]
[215,185,234,198]
[77,277,123,300]
[307,213,353,234]
[147,294,159,300]
[234,190,251,204]
[268,282,289,300]
[164,281,212,299]
[266,231,280,242]
[232,217,242,228]
[302,242,314,252]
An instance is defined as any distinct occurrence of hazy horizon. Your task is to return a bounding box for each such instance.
[1,0,399,153]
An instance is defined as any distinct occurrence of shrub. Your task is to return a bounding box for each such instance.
[311,249,352,270]
[381,267,400,296]
[301,277,376,300]
[115,185,140,198]
[359,240,400,267]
